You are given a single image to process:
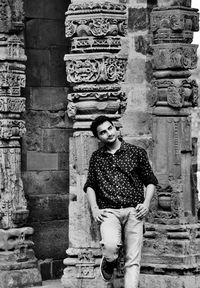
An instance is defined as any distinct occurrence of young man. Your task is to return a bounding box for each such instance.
[84,115,158,288]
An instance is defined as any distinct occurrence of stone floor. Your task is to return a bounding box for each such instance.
[33,280,63,288]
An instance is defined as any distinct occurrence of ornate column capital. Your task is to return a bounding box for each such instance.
[64,0,128,130]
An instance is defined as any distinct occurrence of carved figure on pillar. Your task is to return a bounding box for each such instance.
[0,0,42,287]
[139,1,200,287]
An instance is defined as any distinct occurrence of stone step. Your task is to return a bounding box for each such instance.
[33,279,63,288]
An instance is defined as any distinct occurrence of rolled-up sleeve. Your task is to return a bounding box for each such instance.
[138,148,158,187]
[83,153,97,193]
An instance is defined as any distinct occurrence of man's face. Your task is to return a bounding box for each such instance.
[96,121,117,144]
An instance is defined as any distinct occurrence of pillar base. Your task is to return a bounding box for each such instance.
[0,268,42,288]
[0,251,42,288]
[61,265,108,288]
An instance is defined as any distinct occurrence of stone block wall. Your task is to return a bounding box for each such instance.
[22,0,71,280]
[121,0,157,159]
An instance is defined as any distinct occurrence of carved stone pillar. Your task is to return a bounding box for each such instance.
[61,1,128,287]
[139,1,200,287]
[0,1,42,287]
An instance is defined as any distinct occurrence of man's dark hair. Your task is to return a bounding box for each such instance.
[90,115,113,138]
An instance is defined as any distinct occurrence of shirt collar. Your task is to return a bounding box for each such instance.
[99,139,128,155]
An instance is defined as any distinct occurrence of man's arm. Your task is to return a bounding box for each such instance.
[87,187,108,223]
[135,184,156,219]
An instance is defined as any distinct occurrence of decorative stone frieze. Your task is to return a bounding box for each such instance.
[151,7,199,43]
[65,53,127,84]
[65,16,127,38]
[0,119,26,139]
[64,0,128,130]
[150,78,198,108]
[71,36,122,52]
[0,34,27,61]
[0,62,26,97]
[67,1,127,16]
[152,44,198,70]
[0,97,25,112]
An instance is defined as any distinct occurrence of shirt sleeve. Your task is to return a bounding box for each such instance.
[83,153,97,193]
[138,148,158,187]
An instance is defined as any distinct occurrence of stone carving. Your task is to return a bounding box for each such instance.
[0,1,42,286]
[0,34,27,61]
[76,250,95,279]
[157,0,192,8]
[152,44,198,70]
[0,145,28,229]
[67,2,127,15]
[0,97,25,112]
[73,82,121,92]
[147,180,184,224]
[71,36,122,53]
[0,228,33,251]
[0,119,26,139]
[65,17,127,38]
[69,90,126,101]
[65,54,127,84]
[150,78,198,107]
[0,62,26,97]
[0,0,24,33]
[67,90,127,122]
[151,8,199,43]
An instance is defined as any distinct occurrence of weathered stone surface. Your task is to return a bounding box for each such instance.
[26,19,68,49]
[25,110,67,130]
[31,220,69,259]
[28,194,69,222]
[24,0,69,20]
[151,7,199,44]
[26,87,68,111]
[0,268,42,288]
[22,171,69,196]
[50,46,70,87]
[26,49,50,87]
[121,111,153,137]
[26,151,69,171]
[62,263,107,288]
[0,145,28,229]
[157,0,191,8]
[128,8,148,31]
[139,274,200,288]
[42,129,70,153]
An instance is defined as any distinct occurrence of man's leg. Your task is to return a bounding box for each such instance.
[100,209,122,281]
[123,208,143,288]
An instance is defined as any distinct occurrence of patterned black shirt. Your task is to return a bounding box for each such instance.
[84,140,158,209]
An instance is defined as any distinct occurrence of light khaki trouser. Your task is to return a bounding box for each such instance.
[100,208,144,288]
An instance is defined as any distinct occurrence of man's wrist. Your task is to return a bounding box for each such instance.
[91,205,99,211]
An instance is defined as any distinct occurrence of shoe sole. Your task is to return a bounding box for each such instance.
[100,257,113,282]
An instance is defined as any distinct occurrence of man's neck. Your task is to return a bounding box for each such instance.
[105,138,121,154]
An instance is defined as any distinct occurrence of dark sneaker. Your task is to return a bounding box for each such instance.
[100,256,116,282]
